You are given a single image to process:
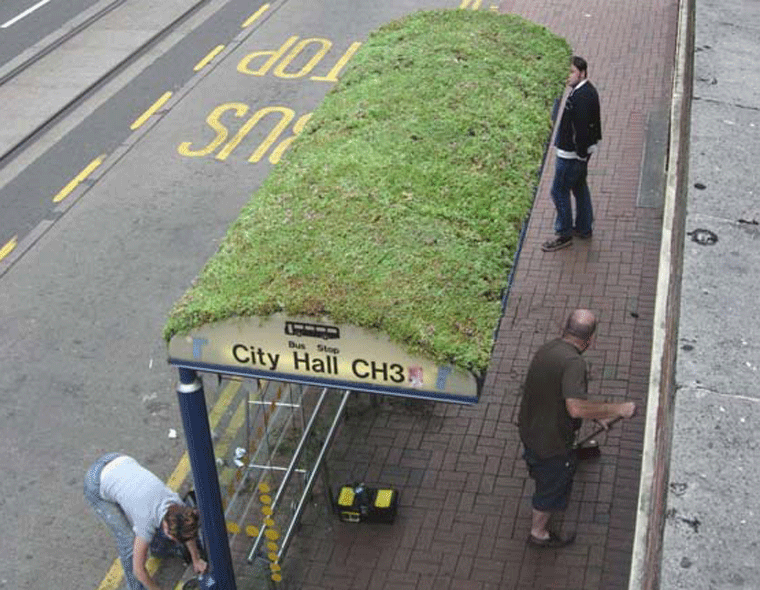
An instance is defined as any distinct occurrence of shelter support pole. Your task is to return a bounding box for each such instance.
[176,368,237,590]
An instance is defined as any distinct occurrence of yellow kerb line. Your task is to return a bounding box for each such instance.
[52,155,106,203]
[242,3,269,28]
[0,235,17,262]
[194,45,225,71]
[218,394,249,490]
[459,0,483,8]
[130,91,173,131]
[95,379,243,590]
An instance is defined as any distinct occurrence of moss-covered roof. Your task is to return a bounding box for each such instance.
[164,9,570,376]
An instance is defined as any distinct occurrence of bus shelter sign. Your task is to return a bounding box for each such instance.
[168,314,479,404]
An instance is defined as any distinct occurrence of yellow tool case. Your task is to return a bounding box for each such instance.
[336,483,398,524]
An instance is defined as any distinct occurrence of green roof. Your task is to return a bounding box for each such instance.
[164,9,570,376]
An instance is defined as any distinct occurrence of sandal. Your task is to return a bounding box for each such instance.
[528,531,576,548]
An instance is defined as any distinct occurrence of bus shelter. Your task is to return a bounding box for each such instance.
[167,315,481,589]
[161,10,568,587]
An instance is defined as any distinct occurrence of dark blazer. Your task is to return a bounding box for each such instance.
[554,81,602,160]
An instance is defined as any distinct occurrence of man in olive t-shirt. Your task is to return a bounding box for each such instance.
[519,337,587,458]
[518,309,636,548]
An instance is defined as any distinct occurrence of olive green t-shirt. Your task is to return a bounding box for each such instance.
[518,338,587,458]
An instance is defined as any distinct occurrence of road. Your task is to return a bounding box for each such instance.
[0,0,482,588]
[0,0,103,67]
[0,0,271,255]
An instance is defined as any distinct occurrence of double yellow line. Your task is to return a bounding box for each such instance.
[95,379,244,590]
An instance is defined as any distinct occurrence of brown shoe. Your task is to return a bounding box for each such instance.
[528,531,576,548]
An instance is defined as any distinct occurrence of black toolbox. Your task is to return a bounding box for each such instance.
[336,483,398,524]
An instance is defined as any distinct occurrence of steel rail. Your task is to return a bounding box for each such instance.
[276,389,351,562]
[0,0,213,167]
[247,387,331,562]
[224,382,304,520]
[0,0,126,88]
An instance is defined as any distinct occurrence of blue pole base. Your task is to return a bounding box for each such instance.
[176,368,237,590]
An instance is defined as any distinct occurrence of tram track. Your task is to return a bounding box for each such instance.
[0,0,280,278]
[0,0,126,88]
[0,0,213,167]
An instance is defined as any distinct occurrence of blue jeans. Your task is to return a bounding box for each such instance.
[550,156,593,237]
[84,454,185,590]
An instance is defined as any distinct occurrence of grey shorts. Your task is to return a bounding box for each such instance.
[523,448,578,512]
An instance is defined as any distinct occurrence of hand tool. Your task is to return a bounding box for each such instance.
[574,416,623,460]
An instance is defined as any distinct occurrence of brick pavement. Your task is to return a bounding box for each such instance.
[231,1,679,588]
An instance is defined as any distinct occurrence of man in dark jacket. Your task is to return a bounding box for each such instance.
[542,56,602,252]
[519,309,636,547]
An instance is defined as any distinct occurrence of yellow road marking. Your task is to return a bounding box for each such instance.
[242,3,269,28]
[310,42,361,82]
[53,155,105,203]
[130,91,173,131]
[194,45,225,71]
[95,379,243,590]
[215,396,247,458]
[460,0,483,8]
[0,235,17,262]
[217,397,248,489]
[166,379,242,491]
[95,563,123,590]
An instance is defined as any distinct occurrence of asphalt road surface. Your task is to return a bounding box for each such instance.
[0,0,103,66]
[0,0,483,588]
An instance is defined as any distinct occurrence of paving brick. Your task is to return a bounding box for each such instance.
[350,567,374,590]
[455,554,474,578]
[464,472,483,494]
[416,575,453,590]
[407,556,440,577]
[319,572,355,589]
[472,562,506,585]
[477,473,496,495]
[472,492,508,516]
[247,0,676,587]
[555,550,590,569]
[385,569,420,587]
[374,546,396,571]
[414,526,435,552]
[456,455,487,473]
[436,474,466,492]
[566,565,588,589]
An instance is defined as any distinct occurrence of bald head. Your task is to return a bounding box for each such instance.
[563,309,597,343]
